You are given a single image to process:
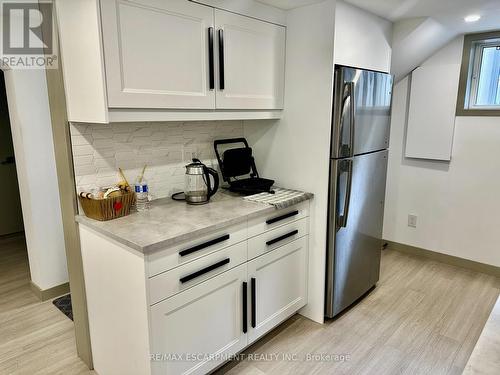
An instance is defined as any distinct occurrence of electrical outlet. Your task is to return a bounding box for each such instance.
[408,214,417,228]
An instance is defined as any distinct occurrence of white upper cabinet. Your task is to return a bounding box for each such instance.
[56,0,286,123]
[100,0,215,109]
[215,10,286,109]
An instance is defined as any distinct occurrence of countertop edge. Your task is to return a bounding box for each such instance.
[76,204,279,254]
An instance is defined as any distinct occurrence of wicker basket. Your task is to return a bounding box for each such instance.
[79,191,135,221]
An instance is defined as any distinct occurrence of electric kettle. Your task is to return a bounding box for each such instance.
[172,159,219,205]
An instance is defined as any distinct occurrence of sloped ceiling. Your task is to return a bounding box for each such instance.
[258,0,500,79]
[390,17,455,80]
[346,0,500,80]
[345,0,500,33]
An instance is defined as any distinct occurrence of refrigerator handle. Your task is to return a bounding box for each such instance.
[333,69,347,158]
[336,82,355,157]
[347,82,355,157]
[339,159,353,228]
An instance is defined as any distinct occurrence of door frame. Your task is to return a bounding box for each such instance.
[43,61,94,369]
[42,2,93,368]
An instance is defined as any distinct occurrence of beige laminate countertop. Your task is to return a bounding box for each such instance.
[76,192,300,253]
[463,295,500,374]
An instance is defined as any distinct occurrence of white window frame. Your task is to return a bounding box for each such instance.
[457,31,500,117]
[467,39,500,110]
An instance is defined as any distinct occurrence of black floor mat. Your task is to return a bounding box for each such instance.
[52,294,73,321]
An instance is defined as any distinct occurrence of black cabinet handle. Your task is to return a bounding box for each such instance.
[266,230,299,246]
[218,29,225,90]
[266,210,299,225]
[251,277,256,328]
[208,27,214,90]
[179,258,230,284]
[179,234,230,257]
[242,281,248,333]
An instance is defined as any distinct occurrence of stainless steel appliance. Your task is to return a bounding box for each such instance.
[172,159,219,205]
[325,66,393,318]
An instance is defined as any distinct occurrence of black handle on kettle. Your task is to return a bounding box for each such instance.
[205,166,219,199]
[193,158,219,200]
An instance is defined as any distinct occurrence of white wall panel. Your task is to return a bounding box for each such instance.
[405,63,461,161]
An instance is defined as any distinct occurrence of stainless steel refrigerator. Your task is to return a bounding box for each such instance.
[325,66,393,318]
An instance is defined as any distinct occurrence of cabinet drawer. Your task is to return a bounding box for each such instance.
[149,241,247,305]
[248,217,308,260]
[247,201,309,237]
[147,222,247,277]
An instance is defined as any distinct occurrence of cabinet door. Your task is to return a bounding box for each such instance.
[247,236,308,344]
[215,10,285,109]
[101,0,215,109]
[150,264,247,375]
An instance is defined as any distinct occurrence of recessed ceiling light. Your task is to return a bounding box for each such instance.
[464,14,481,23]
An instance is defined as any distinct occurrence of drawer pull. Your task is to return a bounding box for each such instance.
[251,278,256,328]
[266,210,299,225]
[242,282,248,333]
[266,230,299,246]
[179,258,230,284]
[179,234,230,257]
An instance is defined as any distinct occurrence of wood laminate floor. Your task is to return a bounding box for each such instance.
[0,234,93,375]
[0,234,498,375]
[217,249,500,375]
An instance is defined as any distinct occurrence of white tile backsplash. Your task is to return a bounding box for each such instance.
[70,121,244,199]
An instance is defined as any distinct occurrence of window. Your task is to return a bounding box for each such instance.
[457,32,500,116]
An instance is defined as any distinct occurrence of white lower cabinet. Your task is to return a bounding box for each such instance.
[247,236,308,344]
[149,236,308,375]
[79,203,310,375]
[150,264,248,375]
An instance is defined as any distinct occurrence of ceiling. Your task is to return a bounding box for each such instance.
[345,0,500,33]
[258,0,500,34]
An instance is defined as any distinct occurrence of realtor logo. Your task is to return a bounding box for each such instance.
[1,1,57,69]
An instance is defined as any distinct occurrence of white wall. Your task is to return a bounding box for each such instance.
[4,69,68,290]
[245,0,337,324]
[334,1,392,72]
[384,36,500,267]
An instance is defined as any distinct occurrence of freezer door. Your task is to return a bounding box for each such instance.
[331,66,393,158]
[325,150,388,318]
